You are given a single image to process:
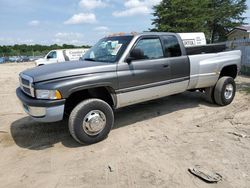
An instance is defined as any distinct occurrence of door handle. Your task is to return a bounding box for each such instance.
[163,64,169,68]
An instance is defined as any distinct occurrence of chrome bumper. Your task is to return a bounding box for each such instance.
[22,103,65,122]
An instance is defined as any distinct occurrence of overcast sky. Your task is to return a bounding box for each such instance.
[0,0,249,46]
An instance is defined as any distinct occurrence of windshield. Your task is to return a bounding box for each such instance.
[82,36,133,63]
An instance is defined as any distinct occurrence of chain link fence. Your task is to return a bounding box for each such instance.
[226,39,250,75]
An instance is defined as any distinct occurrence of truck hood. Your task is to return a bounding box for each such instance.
[22,61,116,82]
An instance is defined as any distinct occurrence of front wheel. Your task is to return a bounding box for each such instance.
[69,99,114,144]
[214,76,236,106]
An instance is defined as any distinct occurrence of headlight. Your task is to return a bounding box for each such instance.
[36,89,62,99]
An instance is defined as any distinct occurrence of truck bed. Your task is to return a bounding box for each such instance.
[187,50,241,90]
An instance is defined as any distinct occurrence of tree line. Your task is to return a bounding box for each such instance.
[0,44,91,57]
[151,0,247,43]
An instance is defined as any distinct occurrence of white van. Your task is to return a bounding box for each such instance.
[35,48,89,66]
[178,32,207,47]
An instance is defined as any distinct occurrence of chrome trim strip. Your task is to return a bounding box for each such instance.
[190,72,217,78]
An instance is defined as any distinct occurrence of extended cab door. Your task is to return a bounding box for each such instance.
[160,35,190,82]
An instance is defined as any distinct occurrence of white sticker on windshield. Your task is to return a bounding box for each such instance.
[90,51,95,58]
[111,43,122,55]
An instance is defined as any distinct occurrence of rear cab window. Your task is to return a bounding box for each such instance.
[161,35,182,57]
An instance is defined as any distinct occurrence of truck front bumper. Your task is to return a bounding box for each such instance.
[16,87,66,122]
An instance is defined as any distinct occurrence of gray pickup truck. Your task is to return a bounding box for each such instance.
[17,32,241,144]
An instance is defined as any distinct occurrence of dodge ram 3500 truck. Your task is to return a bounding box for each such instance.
[16,32,241,144]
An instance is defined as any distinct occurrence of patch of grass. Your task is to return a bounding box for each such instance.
[244,88,250,94]
[240,87,250,94]
[237,81,250,95]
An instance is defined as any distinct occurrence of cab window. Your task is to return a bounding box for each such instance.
[134,38,164,60]
[47,51,57,59]
[162,36,182,57]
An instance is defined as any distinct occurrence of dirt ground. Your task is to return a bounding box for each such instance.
[0,62,250,188]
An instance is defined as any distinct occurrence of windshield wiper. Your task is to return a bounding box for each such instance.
[83,58,96,62]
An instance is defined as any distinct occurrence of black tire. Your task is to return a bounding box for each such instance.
[69,99,114,144]
[214,76,236,106]
[205,86,215,104]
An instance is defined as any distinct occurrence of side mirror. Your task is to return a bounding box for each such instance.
[126,48,144,63]
[126,56,134,64]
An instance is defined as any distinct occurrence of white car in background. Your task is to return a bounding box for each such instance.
[35,48,89,66]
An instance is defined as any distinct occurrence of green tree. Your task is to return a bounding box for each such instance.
[151,0,247,43]
[207,0,247,42]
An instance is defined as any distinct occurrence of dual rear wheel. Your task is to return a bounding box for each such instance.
[206,76,236,106]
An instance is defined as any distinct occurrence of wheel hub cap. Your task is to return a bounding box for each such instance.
[224,84,234,100]
[82,110,106,136]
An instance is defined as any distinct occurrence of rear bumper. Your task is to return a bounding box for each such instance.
[16,87,66,122]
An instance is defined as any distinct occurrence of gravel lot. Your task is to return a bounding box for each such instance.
[0,62,250,188]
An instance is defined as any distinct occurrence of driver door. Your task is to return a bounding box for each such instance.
[117,36,171,89]
[116,36,172,107]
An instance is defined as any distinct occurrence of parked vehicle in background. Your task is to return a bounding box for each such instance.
[16,56,30,63]
[0,57,5,64]
[17,32,241,145]
[29,56,43,62]
[8,56,19,62]
[178,32,207,47]
[35,48,89,66]
[22,56,30,62]
[4,57,9,63]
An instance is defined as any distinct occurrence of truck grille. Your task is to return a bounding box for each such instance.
[19,74,35,97]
